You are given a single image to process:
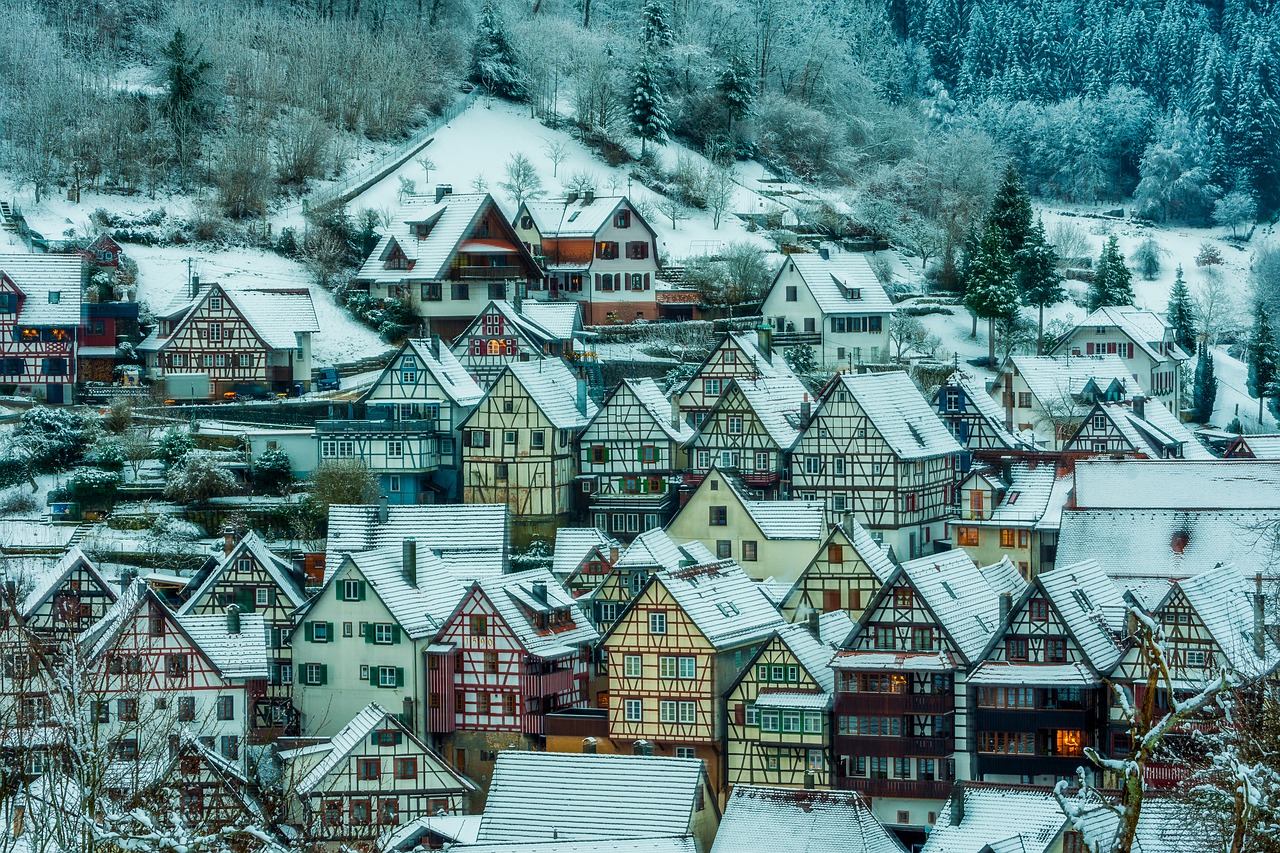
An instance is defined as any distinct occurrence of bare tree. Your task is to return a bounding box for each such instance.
[499,152,546,207]
[888,313,928,361]
[1195,270,1241,347]
[703,165,736,229]
[417,156,435,184]
[542,139,568,177]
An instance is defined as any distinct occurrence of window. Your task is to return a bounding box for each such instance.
[912,627,934,651]
[624,655,643,678]
[596,241,619,260]
[1007,638,1029,661]
[978,686,1035,708]
[785,286,798,301]
[874,626,895,649]
[377,666,401,688]
[804,455,820,475]
[955,526,979,546]
[696,449,711,469]
[92,700,110,723]
[304,663,327,685]
[679,701,696,723]
[116,738,138,761]
[709,506,727,526]
[471,615,488,636]
[308,621,331,643]
[1000,528,1016,548]
[703,378,722,396]
[659,656,678,679]
[379,799,399,826]
[177,697,195,722]
[220,736,239,760]
[625,699,643,721]
[615,210,631,228]
[166,654,188,679]
[741,540,757,561]
[118,698,138,722]
[894,587,913,608]
[590,445,609,464]
[1046,637,1068,663]
[728,415,744,434]
[678,656,698,679]
[342,579,365,601]
[531,430,545,450]
[716,540,732,558]
[238,354,251,368]
[387,440,404,458]
[216,696,234,720]
[1186,649,1207,667]
[351,799,371,825]
[374,623,398,644]
[484,651,499,674]
[395,757,417,779]
[803,711,823,734]
[649,612,667,634]
[1029,598,1049,621]
[759,710,779,731]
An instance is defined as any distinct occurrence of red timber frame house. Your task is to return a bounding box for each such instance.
[0,254,85,404]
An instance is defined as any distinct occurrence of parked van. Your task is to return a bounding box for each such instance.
[316,367,341,391]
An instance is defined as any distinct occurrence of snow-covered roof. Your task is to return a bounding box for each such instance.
[781,252,894,316]
[922,783,1068,853]
[371,337,484,407]
[713,785,905,853]
[968,461,1064,527]
[625,378,695,444]
[357,193,503,283]
[1035,472,1076,532]
[0,254,83,326]
[898,550,1025,665]
[1229,433,1280,458]
[506,358,597,430]
[751,691,832,710]
[552,528,617,577]
[0,522,76,551]
[1036,559,1127,673]
[452,840,697,853]
[733,375,811,450]
[1176,561,1279,679]
[521,195,636,239]
[1006,355,1139,417]
[1069,793,1224,853]
[174,611,270,680]
[518,301,582,341]
[1063,306,1190,363]
[324,503,507,583]
[1079,400,1212,459]
[476,751,705,843]
[178,531,307,615]
[941,371,1041,452]
[138,283,319,353]
[14,547,115,617]
[613,529,715,572]
[1073,459,1280,509]
[343,545,468,640]
[727,332,800,382]
[78,579,149,663]
[718,473,827,540]
[656,562,785,650]
[836,372,962,460]
[968,661,1099,686]
[769,612,852,694]
[478,568,600,659]
[829,650,959,672]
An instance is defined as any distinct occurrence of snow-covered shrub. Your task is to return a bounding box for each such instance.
[14,407,88,472]
[164,451,238,504]
[90,441,126,473]
[69,468,122,507]
[253,448,293,492]
[152,514,204,541]
[156,428,196,467]
[509,537,553,570]
[0,488,37,515]
[100,398,133,434]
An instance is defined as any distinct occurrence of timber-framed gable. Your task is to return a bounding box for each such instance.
[779,520,894,624]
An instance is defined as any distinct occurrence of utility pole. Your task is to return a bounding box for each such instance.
[185,257,195,298]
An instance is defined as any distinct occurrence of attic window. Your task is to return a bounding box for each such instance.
[847,288,861,300]
[414,222,432,239]
[717,602,740,617]
[1006,491,1019,505]
[568,211,581,222]
[940,581,958,600]
[48,291,60,304]
[1071,589,1094,612]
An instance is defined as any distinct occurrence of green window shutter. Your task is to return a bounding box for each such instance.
[318,664,328,685]
[336,584,346,602]
[395,667,405,688]
[235,588,255,613]
[357,581,367,601]
[394,732,403,745]
[364,624,375,644]
[370,733,379,745]
[267,588,276,605]
[604,448,610,462]
[369,666,380,686]
[636,446,644,462]
[304,622,314,642]
[391,626,401,644]
[326,622,334,640]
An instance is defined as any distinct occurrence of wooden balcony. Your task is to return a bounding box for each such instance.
[837,735,952,757]
[545,708,609,739]
[835,692,953,716]
[974,707,1091,732]
[976,753,1086,777]
[773,331,822,346]
[452,265,528,280]
[1143,763,1192,788]
[836,777,953,800]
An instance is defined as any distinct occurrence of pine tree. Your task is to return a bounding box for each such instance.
[630,55,670,155]
[1089,235,1135,311]
[963,225,1020,367]
[1167,266,1197,355]
[923,0,969,90]
[1015,219,1063,354]
[1246,300,1279,422]
[1192,348,1217,423]
[988,163,1035,256]
[470,0,524,100]
[718,56,754,134]
[641,0,673,53]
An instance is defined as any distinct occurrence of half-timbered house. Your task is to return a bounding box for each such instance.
[921,783,1075,853]
[293,541,467,738]
[177,531,308,737]
[1222,433,1280,458]
[450,299,582,388]
[954,460,1069,580]
[280,702,472,845]
[577,530,717,634]
[320,336,484,503]
[988,355,1136,450]
[0,254,84,404]
[759,251,893,368]
[513,194,662,325]
[932,371,1040,467]
[551,527,619,594]
[599,560,785,796]
[355,191,544,340]
[137,281,320,399]
[831,551,1026,830]
[791,371,960,559]
[460,358,597,545]
[685,375,811,499]
[676,329,799,429]
[779,515,895,623]
[1050,306,1188,412]
[164,735,266,839]
[579,378,694,538]
[78,580,270,771]
[713,785,904,853]
[666,468,826,584]
[5,546,117,647]
[967,559,1126,787]
[726,612,853,789]
[430,568,598,797]
[1062,395,1212,459]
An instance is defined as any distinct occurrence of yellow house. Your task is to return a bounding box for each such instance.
[666,468,826,586]
[779,515,896,623]
[953,460,1070,580]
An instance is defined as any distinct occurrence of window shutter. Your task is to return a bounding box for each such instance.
[337,584,347,602]
[370,733,379,745]
[364,624,375,644]
[357,581,366,601]
[594,274,602,291]
[644,273,650,289]
[395,667,405,687]
[326,622,334,640]
[391,626,401,644]
[304,622,315,642]
[636,446,644,462]
[235,588,255,613]
[603,448,610,463]
[318,665,328,685]
[1086,342,1094,354]
[735,703,746,725]
[395,731,403,745]
[267,588,276,604]
[370,667,380,686]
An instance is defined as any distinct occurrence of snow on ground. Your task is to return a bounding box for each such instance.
[1210,344,1279,431]
[329,98,776,262]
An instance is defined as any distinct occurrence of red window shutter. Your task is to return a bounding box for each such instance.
[1127,342,1134,358]
[644,273,650,290]
[594,274,602,291]
[735,703,745,725]
[1086,342,1094,354]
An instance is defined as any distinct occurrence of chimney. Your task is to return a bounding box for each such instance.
[226,604,241,635]
[513,282,523,311]
[803,772,815,789]
[222,526,237,556]
[671,396,682,430]
[566,190,579,204]
[118,568,135,594]
[949,781,965,826]
[402,537,418,586]
[377,495,389,524]
[609,546,620,564]
[577,377,588,416]
[189,273,200,299]
[1131,394,1145,419]
[842,510,855,539]
[584,188,595,204]
[430,334,441,359]
[999,591,1012,622]
[633,739,654,756]
[818,246,830,260]
[434,183,453,203]
[807,610,820,638]
[800,395,812,426]
[756,323,772,362]
[1256,573,1267,658]
[531,581,548,604]
[582,737,598,754]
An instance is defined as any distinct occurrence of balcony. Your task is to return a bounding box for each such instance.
[835,692,953,716]
[740,471,780,489]
[837,735,952,757]
[977,753,1087,778]
[773,331,822,346]
[452,265,528,280]
[974,707,1091,732]
[316,419,440,435]
[836,777,953,800]
[545,707,608,740]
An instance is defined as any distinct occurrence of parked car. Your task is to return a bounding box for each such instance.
[316,366,341,391]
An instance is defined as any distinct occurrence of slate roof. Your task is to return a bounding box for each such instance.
[626,378,695,443]
[1064,307,1190,363]
[713,785,905,853]
[1073,459,1280,509]
[0,254,83,326]
[781,252,893,314]
[656,562,786,650]
[1176,561,1280,679]
[357,193,500,283]
[837,372,962,460]
[1037,559,1127,673]
[174,611,270,680]
[178,531,307,615]
[344,546,468,640]
[552,528,617,577]
[898,550,1026,664]
[521,195,631,239]
[450,840,697,853]
[922,784,1068,853]
[477,569,600,659]
[364,338,484,407]
[1006,355,1138,417]
[325,503,507,583]
[476,751,706,843]
[14,547,115,618]
[507,359,597,430]
[1080,400,1212,459]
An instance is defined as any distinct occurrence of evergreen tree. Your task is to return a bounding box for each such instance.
[988,163,1035,255]
[1167,266,1197,355]
[470,0,524,99]
[923,0,969,90]
[1089,235,1135,310]
[630,56,670,155]
[1246,300,1279,422]
[641,0,673,53]
[717,56,754,134]
[1192,347,1218,423]
[1015,219,1063,354]
[160,29,212,121]
[963,225,1020,366]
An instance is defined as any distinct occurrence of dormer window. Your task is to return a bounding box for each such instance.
[847,287,861,300]
[413,222,431,239]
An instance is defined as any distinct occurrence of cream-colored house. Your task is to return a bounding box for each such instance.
[1050,306,1189,412]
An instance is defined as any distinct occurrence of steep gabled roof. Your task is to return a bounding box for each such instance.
[717,471,826,540]
[732,376,811,450]
[362,337,483,407]
[78,580,150,663]
[0,254,83,326]
[16,547,116,618]
[654,561,785,649]
[174,611,270,680]
[325,503,507,583]
[1176,561,1280,678]
[476,569,600,658]
[178,531,307,615]
[771,612,853,694]
[476,751,707,843]
[625,378,695,444]
[614,529,715,572]
[1036,560,1127,674]
[835,372,961,460]
[678,332,800,398]
[1004,355,1139,417]
[970,461,1065,527]
[519,301,582,341]
[713,785,905,853]
[137,283,319,353]
[505,359,597,430]
[342,546,468,640]
[1074,400,1212,459]
[1060,306,1190,363]
[779,252,894,315]
[1226,433,1280,459]
[898,550,1026,664]
[939,370,1040,451]
[923,783,1069,853]
[552,528,617,577]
